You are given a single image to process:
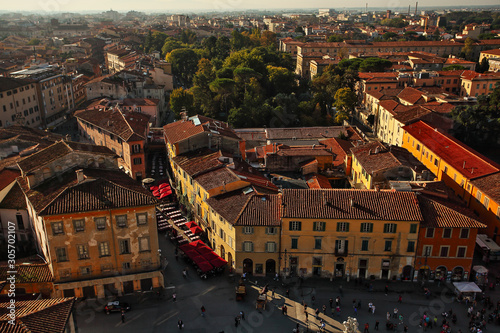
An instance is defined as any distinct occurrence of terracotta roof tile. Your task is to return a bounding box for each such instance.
[16,141,115,175]
[163,115,240,145]
[17,168,157,216]
[173,149,224,177]
[282,189,422,221]
[397,87,425,105]
[75,107,150,142]
[403,121,500,180]
[0,169,20,190]
[0,298,75,333]
[207,190,281,226]
[306,174,332,189]
[470,172,500,204]
[0,182,26,209]
[350,141,401,174]
[418,195,486,229]
[0,263,53,283]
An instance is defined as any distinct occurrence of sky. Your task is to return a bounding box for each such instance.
[2,0,500,13]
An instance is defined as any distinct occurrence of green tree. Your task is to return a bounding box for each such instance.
[327,34,344,42]
[169,88,194,118]
[28,38,40,45]
[180,29,197,44]
[359,58,392,72]
[461,37,475,61]
[267,65,295,95]
[209,78,236,116]
[161,38,183,57]
[333,87,357,123]
[476,58,489,73]
[450,84,500,148]
[383,32,399,41]
[443,64,466,71]
[166,48,200,87]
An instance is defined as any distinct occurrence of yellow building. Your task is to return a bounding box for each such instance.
[207,190,281,276]
[16,141,163,298]
[281,189,422,280]
[402,121,500,239]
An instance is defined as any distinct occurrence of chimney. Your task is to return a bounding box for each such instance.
[76,169,85,183]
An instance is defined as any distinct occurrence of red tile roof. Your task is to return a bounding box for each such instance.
[351,141,402,174]
[470,172,500,204]
[0,169,20,190]
[207,190,281,226]
[418,195,486,229]
[16,141,115,175]
[75,107,150,142]
[0,298,75,333]
[403,121,500,180]
[306,174,332,189]
[0,182,26,210]
[0,262,52,283]
[18,168,157,216]
[282,189,422,221]
[397,87,425,105]
[163,115,240,145]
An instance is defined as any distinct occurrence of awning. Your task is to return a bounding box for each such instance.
[201,251,219,261]
[210,257,228,268]
[453,282,482,293]
[159,183,170,189]
[472,265,488,274]
[197,261,214,273]
[185,221,198,229]
[190,240,206,248]
[196,246,213,254]
[192,255,207,265]
[150,185,159,191]
[190,226,203,235]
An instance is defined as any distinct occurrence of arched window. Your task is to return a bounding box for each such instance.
[42,167,51,179]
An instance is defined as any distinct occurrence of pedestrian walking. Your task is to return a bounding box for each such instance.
[234,316,239,327]
[320,319,326,332]
[286,289,290,298]
[282,305,288,315]
[178,319,184,330]
[182,269,187,278]
[336,305,341,317]
[364,323,369,333]
[393,308,398,318]
[315,308,320,319]
[387,312,391,321]
[398,294,402,303]
[375,321,379,331]
[240,311,245,320]
[385,285,389,296]
[304,310,309,322]
[323,305,327,315]
[173,293,177,302]
[336,296,341,306]
[121,310,125,323]
[201,305,205,317]
[272,289,275,298]
[354,307,358,316]
[372,305,376,315]
[368,302,373,313]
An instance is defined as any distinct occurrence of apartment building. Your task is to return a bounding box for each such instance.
[281,189,422,280]
[10,66,74,128]
[16,140,162,298]
[459,70,500,97]
[402,121,500,239]
[75,103,151,181]
[416,195,485,282]
[0,77,42,128]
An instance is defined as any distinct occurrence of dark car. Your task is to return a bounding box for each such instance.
[105,301,131,314]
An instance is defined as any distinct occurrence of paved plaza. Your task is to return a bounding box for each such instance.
[75,234,500,333]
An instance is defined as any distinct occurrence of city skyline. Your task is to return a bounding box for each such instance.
[2,0,500,14]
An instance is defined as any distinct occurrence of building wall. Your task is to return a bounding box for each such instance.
[416,226,478,281]
[42,206,159,286]
[38,75,73,128]
[280,217,419,280]
[467,186,500,239]
[0,82,42,128]
[460,78,499,97]
[85,81,128,100]
[377,107,404,147]
[351,154,372,189]
[235,225,280,276]
[0,209,31,244]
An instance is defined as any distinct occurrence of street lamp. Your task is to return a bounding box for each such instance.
[281,249,288,279]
